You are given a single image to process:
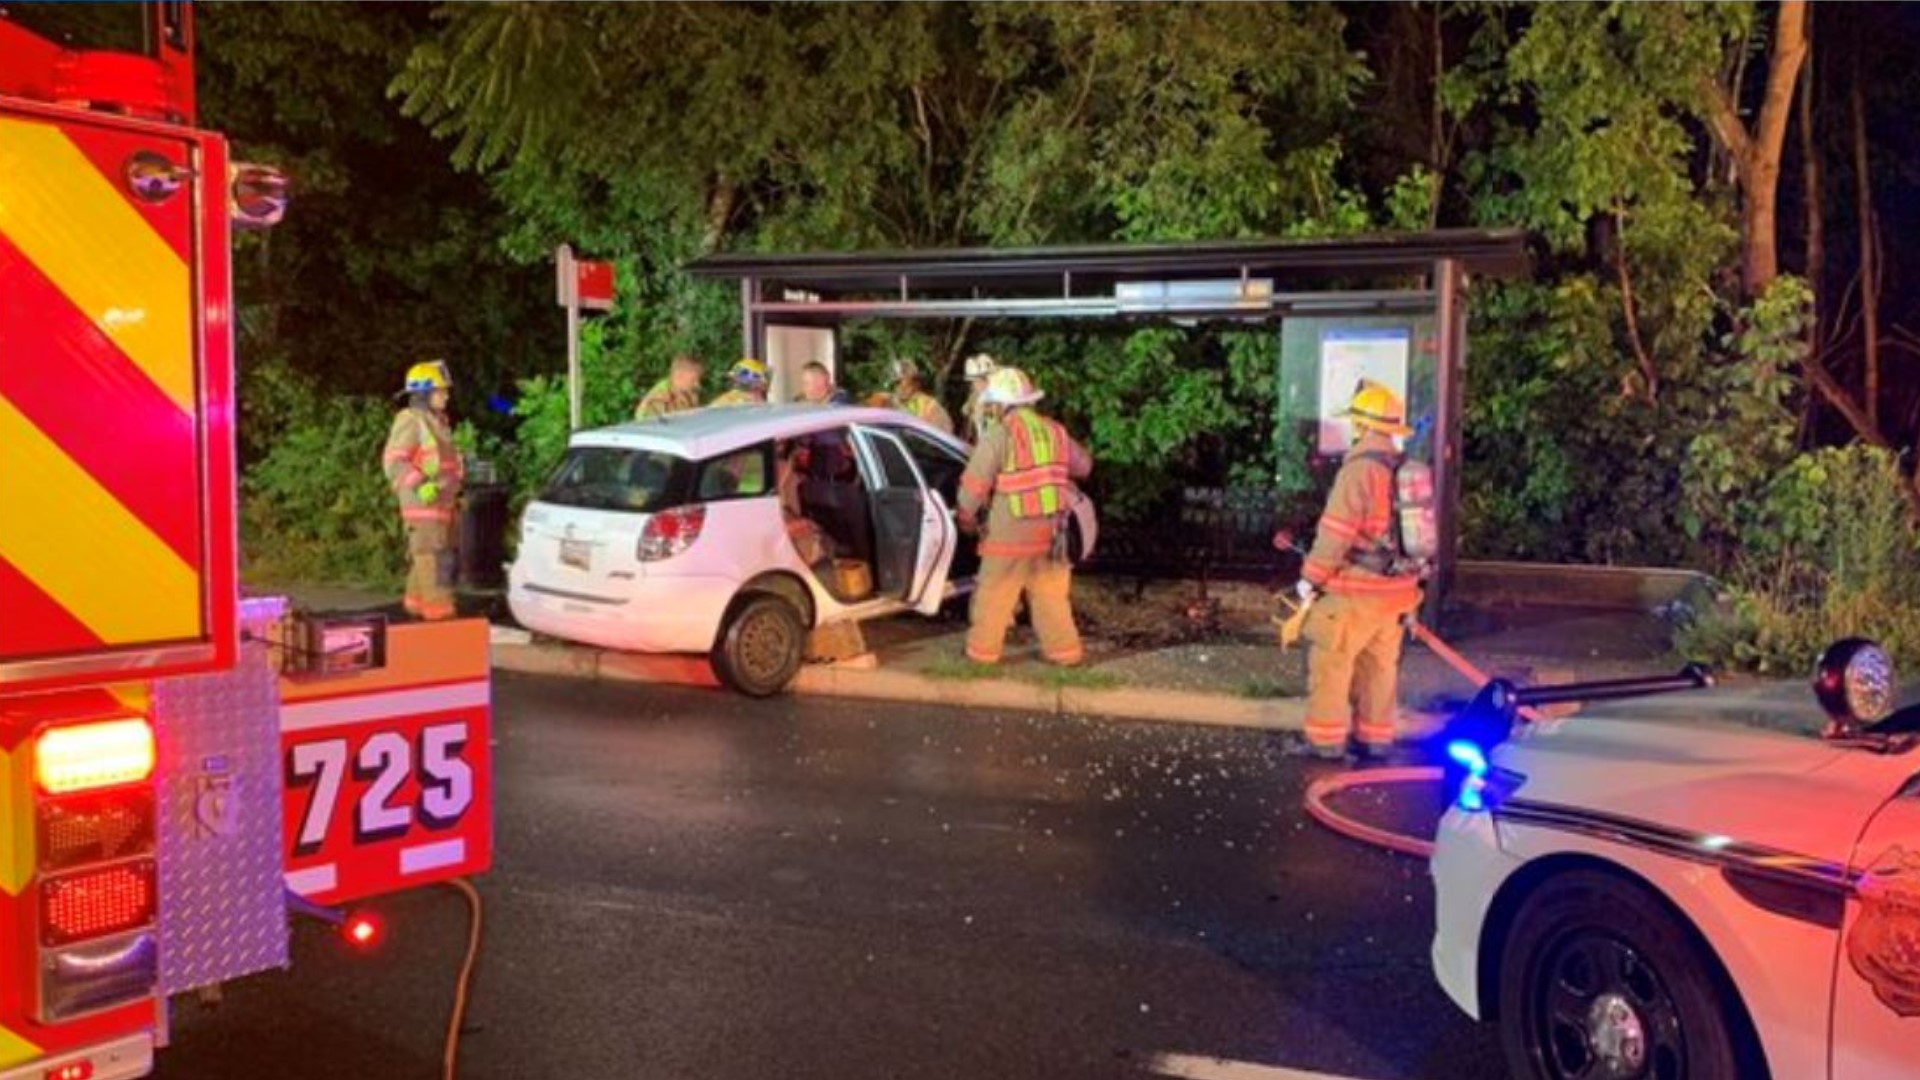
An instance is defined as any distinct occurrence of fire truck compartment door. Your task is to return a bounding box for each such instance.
[280,619,493,905]
[0,108,219,688]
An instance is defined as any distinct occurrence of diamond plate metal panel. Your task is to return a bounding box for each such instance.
[151,642,289,993]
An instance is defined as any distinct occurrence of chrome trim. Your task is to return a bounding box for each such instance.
[35,929,159,1024]
[1495,799,1856,899]
[0,642,218,688]
[525,583,628,606]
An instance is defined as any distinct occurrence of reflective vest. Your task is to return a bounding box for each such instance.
[898,391,953,434]
[711,388,763,408]
[999,410,1072,519]
[383,407,462,524]
[636,378,700,419]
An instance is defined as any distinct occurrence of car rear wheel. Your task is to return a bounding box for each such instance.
[712,593,805,697]
[1498,870,1755,1080]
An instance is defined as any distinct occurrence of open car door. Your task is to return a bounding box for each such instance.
[850,425,956,613]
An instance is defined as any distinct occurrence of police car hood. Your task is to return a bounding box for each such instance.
[1489,694,1906,867]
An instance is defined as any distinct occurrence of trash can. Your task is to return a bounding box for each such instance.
[459,480,509,592]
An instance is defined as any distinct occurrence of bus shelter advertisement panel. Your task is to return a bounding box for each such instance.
[1315,328,1410,455]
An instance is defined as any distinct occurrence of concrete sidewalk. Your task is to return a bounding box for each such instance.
[258,579,1814,737]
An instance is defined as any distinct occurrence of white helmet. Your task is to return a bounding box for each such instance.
[963,353,998,380]
[981,367,1044,407]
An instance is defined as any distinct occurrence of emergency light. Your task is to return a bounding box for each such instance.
[1436,666,1714,813]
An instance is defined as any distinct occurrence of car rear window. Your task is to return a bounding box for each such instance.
[540,446,691,513]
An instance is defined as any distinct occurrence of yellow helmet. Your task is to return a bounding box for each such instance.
[403,360,453,394]
[1341,379,1412,437]
[728,357,769,388]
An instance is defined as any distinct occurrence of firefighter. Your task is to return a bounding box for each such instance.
[1296,379,1424,759]
[383,361,464,621]
[957,367,1093,666]
[635,354,704,419]
[961,352,997,442]
[711,357,770,406]
[886,357,954,433]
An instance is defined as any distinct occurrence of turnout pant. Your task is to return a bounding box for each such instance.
[1303,591,1418,750]
[967,555,1083,665]
[404,519,457,620]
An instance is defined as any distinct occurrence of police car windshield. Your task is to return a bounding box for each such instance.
[2,2,155,56]
[541,447,690,514]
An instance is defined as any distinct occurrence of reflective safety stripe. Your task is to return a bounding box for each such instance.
[1000,411,1070,519]
[0,1023,42,1070]
[0,396,200,646]
[0,118,193,412]
[0,742,29,896]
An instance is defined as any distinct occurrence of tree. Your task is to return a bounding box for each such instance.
[1700,0,1808,299]
[392,2,1374,511]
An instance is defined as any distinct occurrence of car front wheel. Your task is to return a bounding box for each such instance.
[711,593,805,697]
[1498,869,1759,1080]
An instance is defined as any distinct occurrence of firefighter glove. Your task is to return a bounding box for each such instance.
[1295,579,1317,603]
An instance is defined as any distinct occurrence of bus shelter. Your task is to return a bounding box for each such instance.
[686,229,1529,607]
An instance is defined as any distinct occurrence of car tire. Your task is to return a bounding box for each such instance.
[712,593,805,697]
[1498,869,1759,1080]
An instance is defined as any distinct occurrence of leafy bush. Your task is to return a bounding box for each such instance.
[241,385,405,589]
[1679,446,1920,673]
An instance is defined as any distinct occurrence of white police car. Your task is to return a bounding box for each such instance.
[1430,641,1920,1080]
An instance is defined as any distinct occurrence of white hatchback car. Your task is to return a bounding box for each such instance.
[508,404,977,695]
[1430,643,1919,1080]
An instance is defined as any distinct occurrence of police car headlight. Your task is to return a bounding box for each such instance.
[1815,638,1895,732]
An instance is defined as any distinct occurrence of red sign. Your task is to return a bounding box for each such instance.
[576,260,615,312]
[281,670,493,906]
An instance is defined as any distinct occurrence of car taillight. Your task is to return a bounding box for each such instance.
[46,1061,95,1080]
[41,862,157,947]
[35,718,155,795]
[637,505,707,562]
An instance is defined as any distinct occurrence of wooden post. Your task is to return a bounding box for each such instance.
[1430,257,1466,627]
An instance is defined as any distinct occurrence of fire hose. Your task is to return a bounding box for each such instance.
[1271,535,1523,861]
[1297,617,1517,862]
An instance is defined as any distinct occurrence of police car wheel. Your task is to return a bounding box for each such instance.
[713,593,805,697]
[1498,870,1759,1080]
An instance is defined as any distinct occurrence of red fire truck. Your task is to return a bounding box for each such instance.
[0,4,493,1077]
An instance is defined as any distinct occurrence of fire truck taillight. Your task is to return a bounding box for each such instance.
[38,790,157,873]
[40,862,157,947]
[46,1060,95,1080]
[34,718,156,795]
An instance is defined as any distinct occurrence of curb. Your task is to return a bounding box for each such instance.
[489,638,1340,733]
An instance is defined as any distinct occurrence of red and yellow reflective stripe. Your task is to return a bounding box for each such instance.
[0,1023,41,1070]
[0,117,194,412]
[0,236,200,563]
[0,396,199,643]
[0,115,204,658]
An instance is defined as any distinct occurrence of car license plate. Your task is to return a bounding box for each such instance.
[560,537,592,570]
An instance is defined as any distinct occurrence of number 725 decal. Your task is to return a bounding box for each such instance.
[288,721,475,854]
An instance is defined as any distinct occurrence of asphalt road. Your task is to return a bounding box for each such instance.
[156,673,1507,1080]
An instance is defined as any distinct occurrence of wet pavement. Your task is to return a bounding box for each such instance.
[157,674,1504,1080]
